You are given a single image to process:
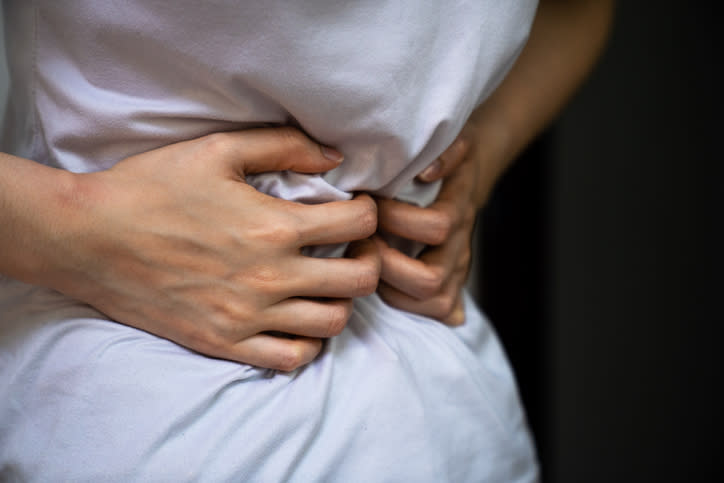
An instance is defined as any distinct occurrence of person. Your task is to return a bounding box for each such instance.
[0,0,613,481]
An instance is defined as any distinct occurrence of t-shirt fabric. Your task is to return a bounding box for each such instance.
[0,1,540,481]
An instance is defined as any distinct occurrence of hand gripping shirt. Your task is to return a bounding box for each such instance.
[0,1,539,481]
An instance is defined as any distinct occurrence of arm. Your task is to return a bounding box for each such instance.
[0,129,380,371]
[375,0,615,324]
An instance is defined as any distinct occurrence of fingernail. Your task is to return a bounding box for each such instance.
[321,146,344,164]
[418,159,441,182]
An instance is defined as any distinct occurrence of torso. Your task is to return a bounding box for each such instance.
[0,2,540,481]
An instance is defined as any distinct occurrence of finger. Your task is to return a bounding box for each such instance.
[377,226,470,300]
[377,273,467,326]
[229,333,324,371]
[417,135,471,182]
[377,197,458,246]
[287,238,381,298]
[432,158,477,206]
[416,223,472,279]
[293,193,378,246]
[263,298,354,338]
[379,158,477,245]
[442,298,466,326]
[201,127,344,178]
[374,235,454,301]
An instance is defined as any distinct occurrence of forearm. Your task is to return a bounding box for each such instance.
[0,153,82,285]
[470,0,615,205]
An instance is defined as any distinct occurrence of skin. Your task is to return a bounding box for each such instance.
[0,0,614,370]
[0,128,380,371]
[377,0,615,325]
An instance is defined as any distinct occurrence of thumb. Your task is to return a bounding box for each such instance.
[211,127,344,178]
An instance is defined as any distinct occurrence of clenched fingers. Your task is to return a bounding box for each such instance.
[373,224,470,325]
[292,193,377,246]
[262,298,354,338]
[377,274,467,326]
[377,198,459,246]
[417,134,471,182]
[283,238,381,299]
[374,231,469,296]
[227,333,324,372]
[377,162,476,247]
[202,127,345,179]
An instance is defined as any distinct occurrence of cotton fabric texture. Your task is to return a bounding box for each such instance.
[0,1,539,481]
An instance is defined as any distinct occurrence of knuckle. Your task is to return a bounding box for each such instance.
[435,293,457,319]
[210,298,238,322]
[418,266,445,298]
[323,303,350,337]
[440,135,469,164]
[259,220,301,246]
[357,200,378,237]
[276,127,309,156]
[186,328,228,358]
[208,300,254,337]
[273,345,306,372]
[456,136,472,158]
[369,247,383,277]
[202,132,232,156]
[428,211,453,245]
[355,264,380,296]
[217,297,254,326]
[245,265,283,292]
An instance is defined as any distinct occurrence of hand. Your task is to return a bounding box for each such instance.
[375,0,615,326]
[46,128,379,370]
[375,116,507,326]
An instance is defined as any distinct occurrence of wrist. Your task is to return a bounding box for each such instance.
[0,155,88,288]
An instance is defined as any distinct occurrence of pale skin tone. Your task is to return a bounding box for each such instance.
[0,0,614,370]
[0,130,381,371]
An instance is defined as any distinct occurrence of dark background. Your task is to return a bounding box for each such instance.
[479,1,722,481]
[1,2,721,482]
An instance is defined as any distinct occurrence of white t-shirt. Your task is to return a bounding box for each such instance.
[0,1,540,481]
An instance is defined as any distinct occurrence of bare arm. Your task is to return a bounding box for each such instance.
[0,129,380,371]
[467,0,615,202]
[376,0,615,323]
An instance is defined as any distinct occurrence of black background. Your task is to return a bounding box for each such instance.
[1,2,721,482]
[479,2,722,481]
